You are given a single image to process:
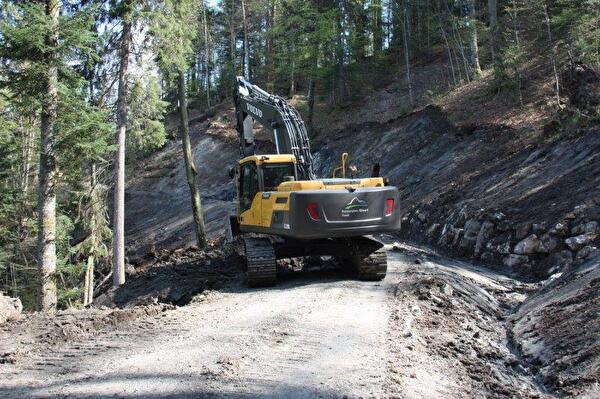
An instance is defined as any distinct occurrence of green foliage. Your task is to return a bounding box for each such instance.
[127,77,169,157]
[150,0,200,76]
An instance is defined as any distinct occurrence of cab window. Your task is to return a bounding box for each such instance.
[262,163,295,191]
[240,162,259,212]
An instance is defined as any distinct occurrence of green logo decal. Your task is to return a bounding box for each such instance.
[342,197,369,215]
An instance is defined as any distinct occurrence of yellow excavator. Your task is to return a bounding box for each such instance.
[231,77,400,286]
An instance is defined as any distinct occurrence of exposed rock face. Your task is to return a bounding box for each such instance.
[0,293,22,324]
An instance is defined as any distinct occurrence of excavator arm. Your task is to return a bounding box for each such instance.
[234,76,315,180]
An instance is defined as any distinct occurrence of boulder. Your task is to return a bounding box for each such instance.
[543,250,574,275]
[585,221,598,234]
[459,219,481,250]
[416,210,428,223]
[576,246,599,261]
[565,234,597,251]
[532,222,548,234]
[571,223,586,235]
[515,223,531,240]
[514,235,541,255]
[438,224,453,246]
[491,212,506,223]
[452,228,464,247]
[538,234,558,254]
[0,293,22,324]
[549,222,569,237]
[474,221,495,256]
[426,223,441,238]
[504,254,529,268]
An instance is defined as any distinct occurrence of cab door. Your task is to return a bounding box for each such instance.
[238,161,261,225]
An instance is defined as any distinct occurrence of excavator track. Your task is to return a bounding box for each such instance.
[342,238,388,281]
[355,247,388,281]
[243,237,277,287]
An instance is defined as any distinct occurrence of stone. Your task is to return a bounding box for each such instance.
[585,221,598,234]
[515,223,531,240]
[442,284,454,296]
[0,293,22,325]
[426,223,441,238]
[576,246,599,260]
[491,212,506,222]
[514,235,540,255]
[438,224,453,246]
[549,222,569,237]
[452,228,464,247]
[474,221,495,256]
[481,251,496,263]
[544,250,574,275]
[532,222,548,234]
[497,241,512,254]
[460,219,481,250]
[416,210,428,223]
[538,234,558,254]
[504,254,529,268]
[571,223,587,235]
[565,234,597,251]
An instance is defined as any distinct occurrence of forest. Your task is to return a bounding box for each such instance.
[0,0,598,312]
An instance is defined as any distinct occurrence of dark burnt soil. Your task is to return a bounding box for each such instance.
[95,244,243,308]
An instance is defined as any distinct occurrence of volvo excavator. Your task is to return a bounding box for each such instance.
[231,77,401,287]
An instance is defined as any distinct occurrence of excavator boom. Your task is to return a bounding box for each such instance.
[234,77,315,180]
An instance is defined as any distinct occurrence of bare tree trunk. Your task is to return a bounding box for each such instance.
[37,0,60,311]
[307,79,316,133]
[178,71,207,248]
[469,0,482,75]
[444,0,471,82]
[241,0,250,79]
[201,0,211,107]
[112,20,132,287]
[290,44,296,96]
[488,0,498,63]
[543,2,561,106]
[402,3,414,104]
[440,22,457,86]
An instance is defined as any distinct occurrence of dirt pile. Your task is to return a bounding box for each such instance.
[95,243,243,308]
[0,303,172,365]
[0,293,22,325]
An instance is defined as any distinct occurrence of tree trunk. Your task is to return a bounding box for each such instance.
[307,79,316,133]
[112,20,132,287]
[37,0,60,311]
[201,0,211,107]
[439,22,457,86]
[488,0,498,64]
[178,71,207,248]
[241,0,250,79]
[543,2,561,106]
[469,0,482,75]
[402,3,414,104]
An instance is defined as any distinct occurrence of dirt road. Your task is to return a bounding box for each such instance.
[0,243,549,398]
